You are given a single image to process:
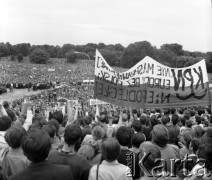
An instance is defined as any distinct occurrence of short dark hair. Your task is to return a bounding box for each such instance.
[116,126,132,146]
[42,125,56,138]
[190,139,200,154]
[150,116,159,127]
[185,119,192,128]
[131,133,145,148]
[132,120,142,132]
[189,110,196,117]
[183,131,194,148]
[139,141,161,172]
[6,109,16,122]
[47,119,60,135]
[83,116,92,125]
[21,129,51,163]
[140,115,147,125]
[161,115,170,125]
[113,115,119,124]
[184,114,190,120]
[151,124,169,148]
[53,111,64,124]
[170,108,176,115]
[3,101,9,109]
[64,124,82,146]
[0,116,12,131]
[163,109,170,115]
[171,114,179,125]
[195,115,201,125]
[101,137,120,162]
[5,126,26,148]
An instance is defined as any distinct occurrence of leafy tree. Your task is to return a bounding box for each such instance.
[175,56,189,68]
[84,43,97,54]
[16,53,24,62]
[16,43,31,56]
[206,52,212,73]
[29,48,49,64]
[99,48,118,66]
[62,44,75,57]
[155,49,177,67]
[121,41,156,68]
[0,43,10,56]
[161,43,183,56]
[183,57,202,67]
[98,43,106,50]
[65,50,77,63]
[114,43,124,52]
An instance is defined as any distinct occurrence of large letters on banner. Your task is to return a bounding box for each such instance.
[94,50,210,109]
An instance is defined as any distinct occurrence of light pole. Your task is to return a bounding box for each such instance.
[74,51,90,60]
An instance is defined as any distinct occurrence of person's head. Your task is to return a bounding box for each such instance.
[92,126,105,140]
[183,131,194,148]
[46,119,60,136]
[3,101,9,109]
[189,139,200,154]
[170,108,176,115]
[171,114,179,125]
[140,115,147,125]
[77,145,95,161]
[194,115,202,125]
[178,108,184,115]
[101,137,121,162]
[132,120,142,132]
[53,111,63,124]
[131,133,146,149]
[163,109,170,116]
[0,116,12,131]
[201,127,212,145]
[185,119,192,128]
[193,126,204,139]
[113,115,119,124]
[155,108,161,114]
[122,113,128,122]
[189,110,196,117]
[83,116,92,125]
[161,115,170,126]
[32,116,47,128]
[139,141,161,173]
[99,112,107,123]
[184,114,190,120]
[6,109,16,122]
[42,125,56,139]
[151,124,169,148]
[116,126,132,146]
[21,128,51,163]
[150,115,159,127]
[64,124,82,146]
[5,125,26,149]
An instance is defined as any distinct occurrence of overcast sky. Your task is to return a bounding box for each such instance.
[0,0,211,52]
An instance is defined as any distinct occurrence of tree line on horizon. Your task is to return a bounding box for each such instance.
[0,41,211,73]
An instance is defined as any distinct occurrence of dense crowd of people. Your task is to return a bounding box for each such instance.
[0,59,212,180]
[0,58,95,86]
[0,80,211,180]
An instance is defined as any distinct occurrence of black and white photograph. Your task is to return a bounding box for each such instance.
[0,0,212,180]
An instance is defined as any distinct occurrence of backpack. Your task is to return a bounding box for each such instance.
[0,148,9,180]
